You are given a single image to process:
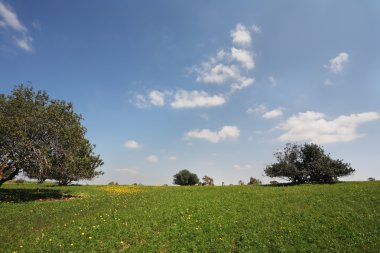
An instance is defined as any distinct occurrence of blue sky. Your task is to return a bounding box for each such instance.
[1,0,379,185]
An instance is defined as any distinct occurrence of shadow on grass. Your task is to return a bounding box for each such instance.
[0,188,76,203]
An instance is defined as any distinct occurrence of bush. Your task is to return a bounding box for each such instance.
[15,179,25,184]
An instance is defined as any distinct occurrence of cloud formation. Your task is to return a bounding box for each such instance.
[133,23,258,109]
[149,90,165,106]
[185,125,240,143]
[248,104,283,119]
[230,23,252,46]
[147,155,158,162]
[231,47,254,69]
[0,1,33,52]
[171,90,226,109]
[123,140,141,149]
[324,52,349,74]
[277,111,380,144]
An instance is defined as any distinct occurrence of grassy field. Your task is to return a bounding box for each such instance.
[1,182,379,252]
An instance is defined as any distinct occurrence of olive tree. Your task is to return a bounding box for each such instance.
[264,143,354,184]
[173,169,199,186]
[202,175,214,186]
[0,85,103,186]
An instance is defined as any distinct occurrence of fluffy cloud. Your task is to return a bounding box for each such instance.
[233,164,253,170]
[168,156,177,161]
[195,63,241,84]
[147,155,158,162]
[263,109,283,119]
[230,23,251,46]
[185,125,240,143]
[171,90,226,109]
[277,111,380,144]
[231,47,254,69]
[123,140,141,149]
[116,168,139,174]
[251,25,261,33]
[0,1,33,52]
[324,52,349,73]
[247,104,283,119]
[149,90,165,106]
[231,77,254,91]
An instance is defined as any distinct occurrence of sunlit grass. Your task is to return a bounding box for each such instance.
[1,182,379,252]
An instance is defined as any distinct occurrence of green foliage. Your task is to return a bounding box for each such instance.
[265,143,354,184]
[247,177,262,185]
[1,182,379,252]
[173,169,199,186]
[202,175,214,186]
[0,85,103,186]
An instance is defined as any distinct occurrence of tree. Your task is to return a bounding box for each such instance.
[202,175,214,186]
[173,169,199,186]
[0,85,103,186]
[248,177,262,185]
[264,143,354,184]
[238,180,244,185]
[368,177,375,181]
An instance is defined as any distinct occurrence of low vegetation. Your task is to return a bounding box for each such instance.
[1,181,379,252]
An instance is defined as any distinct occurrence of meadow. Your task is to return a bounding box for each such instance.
[1,182,379,252]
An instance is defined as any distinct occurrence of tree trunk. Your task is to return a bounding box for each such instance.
[0,167,20,186]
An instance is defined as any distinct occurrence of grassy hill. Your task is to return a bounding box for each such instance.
[1,182,379,252]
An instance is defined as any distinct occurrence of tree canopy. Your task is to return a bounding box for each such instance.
[264,143,354,184]
[248,177,262,185]
[173,169,199,186]
[202,175,214,186]
[0,85,103,186]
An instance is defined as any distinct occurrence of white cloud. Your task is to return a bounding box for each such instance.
[0,2,33,52]
[252,25,261,33]
[123,140,141,149]
[149,90,165,106]
[278,111,380,144]
[248,104,283,119]
[324,79,333,86]
[16,36,33,52]
[231,77,254,92]
[171,90,226,109]
[133,94,149,108]
[324,52,349,74]
[147,155,158,162]
[196,63,241,84]
[230,23,251,46]
[200,113,209,120]
[0,2,27,32]
[233,164,253,170]
[185,125,240,143]
[269,76,277,87]
[231,47,254,69]
[168,156,177,161]
[263,108,283,119]
[116,168,139,174]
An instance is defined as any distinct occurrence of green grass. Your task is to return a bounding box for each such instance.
[1,182,379,252]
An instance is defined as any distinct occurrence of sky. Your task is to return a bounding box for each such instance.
[1,0,379,185]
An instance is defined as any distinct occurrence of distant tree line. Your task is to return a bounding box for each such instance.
[173,143,354,186]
